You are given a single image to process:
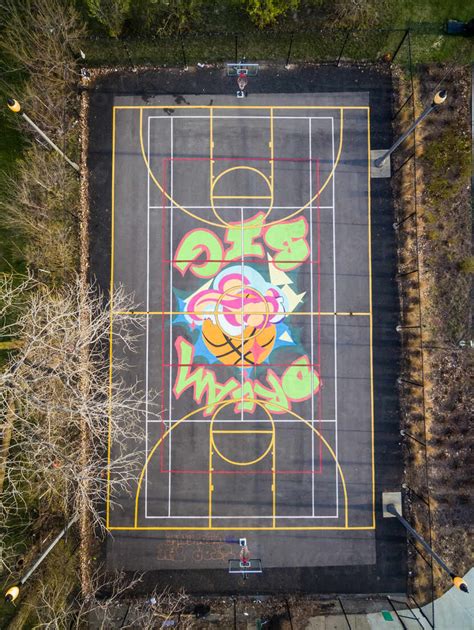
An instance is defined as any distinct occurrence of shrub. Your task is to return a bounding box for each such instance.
[245,0,299,29]
[85,0,131,38]
[458,256,474,274]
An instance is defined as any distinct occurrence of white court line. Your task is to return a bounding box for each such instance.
[148,115,334,120]
[148,418,337,423]
[309,117,315,518]
[331,117,339,519]
[144,115,340,521]
[240,207,244,422]
[144,116,150,518]
[168,117,174,518]
[143,514,339,519]
[151,205,334,210]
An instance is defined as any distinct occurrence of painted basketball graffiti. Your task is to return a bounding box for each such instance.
[183,266,287,366]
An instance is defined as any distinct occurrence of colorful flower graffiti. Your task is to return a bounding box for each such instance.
[184,265,288,366]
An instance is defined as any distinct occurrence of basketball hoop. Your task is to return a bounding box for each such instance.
[228,538,263,580]
[236,71,248,99]
[226,61,258,98]
[237,71,248,91]
[239,544,250,567]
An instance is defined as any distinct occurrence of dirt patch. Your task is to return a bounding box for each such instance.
[393,63,472,601]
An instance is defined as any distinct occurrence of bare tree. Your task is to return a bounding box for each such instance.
[34,569,192,629]
[1,275,158,576]
[0,0,86,135]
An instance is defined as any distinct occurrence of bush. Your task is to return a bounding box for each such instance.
[245,0,299,29]
[0,146,80,283]
[0,0,84,137]
[458,256,474,274]
[85,0,131,37]
[127,0,206,35]
[330,0,387,28]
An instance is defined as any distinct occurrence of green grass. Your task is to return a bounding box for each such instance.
[388,0,474,26]
[0,109,26,274]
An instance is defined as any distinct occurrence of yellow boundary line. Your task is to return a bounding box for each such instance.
[107,104,375,533]
[115,105,369,110]
[108,526,375,531]
[106,107,116,529]
[367,109,375,528]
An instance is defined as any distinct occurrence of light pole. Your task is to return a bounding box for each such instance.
[4,515,78,603]
[387,503,468,593]
[7,98,79,172]
[374,90,448,169]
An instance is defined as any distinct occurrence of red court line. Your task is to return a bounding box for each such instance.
[153,154,328,481]
[316,158,323,472]
[161,469,322,475]
[168,156,320,163]
[160,158,167,473]
[167,259,320,264]
[163,363,319,370]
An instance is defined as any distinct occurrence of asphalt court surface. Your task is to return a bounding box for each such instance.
[107,92,375,568]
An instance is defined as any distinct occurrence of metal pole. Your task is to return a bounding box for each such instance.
[21,516,78,585]
[394,211,416,229]
[121,38,135,71]
[397,268,418,278]
[338,597,352,629]
[5,515,79,602]
[7,99,79,172]
[398,377,423,388]
[285,598,294,630]
[180,38,188,70]
[285,33,294,68]
[387,504,469,592]
[336,30,351,67]
[234,34,238,63]
[392,29,409,63]
[400,429,426,447]
[374,90,447,168]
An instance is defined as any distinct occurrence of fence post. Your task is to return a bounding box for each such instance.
[392,29,409,63]
[180,37,188,70]
[338,598,352,629]
[285,33,294,68]
[336,30,351,67]
[396,268,418,278]
[393,210,416,229]
[234,34,238,63]
[121,38,135,71]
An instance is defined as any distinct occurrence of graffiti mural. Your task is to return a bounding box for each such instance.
[170,211,321,416]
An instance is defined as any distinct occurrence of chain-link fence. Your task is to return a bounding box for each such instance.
[391,30,442,628]
[71,27,473,69]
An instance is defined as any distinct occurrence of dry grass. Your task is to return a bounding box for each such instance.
[393,64,472,601]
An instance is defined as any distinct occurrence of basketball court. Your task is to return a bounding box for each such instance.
[102,75,385,577]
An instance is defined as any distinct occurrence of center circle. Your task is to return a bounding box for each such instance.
[213,285,270,341]
[210,400,274,467]
[210,165,273,227]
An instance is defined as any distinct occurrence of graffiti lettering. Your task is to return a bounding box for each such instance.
[174,214,309,278]
[173,337,320,416]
